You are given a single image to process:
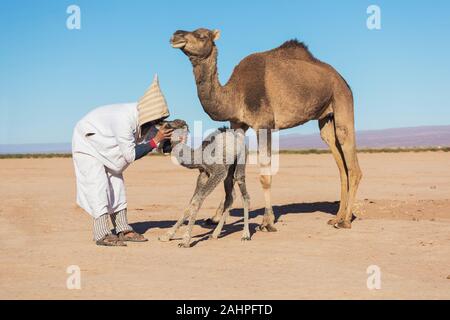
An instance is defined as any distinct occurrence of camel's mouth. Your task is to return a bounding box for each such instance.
[170,37,187,49]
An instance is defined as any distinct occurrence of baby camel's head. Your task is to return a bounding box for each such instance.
[156,119,189,154]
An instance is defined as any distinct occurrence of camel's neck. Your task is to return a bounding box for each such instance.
[191,47,236,122]
[173,143,203,170]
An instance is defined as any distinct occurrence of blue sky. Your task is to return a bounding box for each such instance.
[1,0,449,144]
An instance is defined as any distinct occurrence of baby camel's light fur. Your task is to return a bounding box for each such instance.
[153,120,250,248]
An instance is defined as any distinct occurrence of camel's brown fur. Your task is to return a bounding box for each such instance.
[171,28,362,230]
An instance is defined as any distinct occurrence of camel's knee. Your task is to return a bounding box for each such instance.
[348,163,362,186]
[189,197,201,210]
[259,175,272,189]
[351,166,363,184]
[241,191,250,203]
[335,126,349,145]
[236,180,250,200]
[240,191,250,203]
[225,180,235,196]
[223,194,234,210]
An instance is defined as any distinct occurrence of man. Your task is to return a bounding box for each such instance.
[72,75,173,246]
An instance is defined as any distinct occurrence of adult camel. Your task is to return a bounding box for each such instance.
[170,28,362,230]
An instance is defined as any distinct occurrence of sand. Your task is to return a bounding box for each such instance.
[0,152,449,299]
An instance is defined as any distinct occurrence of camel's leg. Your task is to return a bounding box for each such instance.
[333,96,363,229]
[178,202,201,248]
[158,207,190,242]
[257,129,276,232]
[205,199,224,225]
[159,171,208,242]
[206,122,249,225]
[236,144,251,240]
[179,169,227,248]
[210,207,230,240]
[205,184,235,226]
[319,116,349,226]
[210,170,235,239]
[237,176,251,241]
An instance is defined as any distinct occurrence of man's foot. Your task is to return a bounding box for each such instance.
[118,231,148,242]
[96,234,127,247]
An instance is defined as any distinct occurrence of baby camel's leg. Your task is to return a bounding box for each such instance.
[158,208,189,242]
[206,182,236,225]
[159,171,208,242]
[179,169,227,248]
[237,175,251,241]
[210,170,235,239]
[207,124,248,226]
[205,199,224,225]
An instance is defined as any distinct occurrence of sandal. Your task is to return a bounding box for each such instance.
[96,234,127,247]
[118,231,148,242]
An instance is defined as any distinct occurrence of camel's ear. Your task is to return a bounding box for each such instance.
[212,29,221,41]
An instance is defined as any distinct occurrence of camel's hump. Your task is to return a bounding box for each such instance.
[269,39,317,61]
[232,39,318,69]
[226,39,320,87]
[276,39,309,50]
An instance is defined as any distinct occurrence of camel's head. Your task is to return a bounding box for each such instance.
[170,28,220,60]
[157,119,189,154]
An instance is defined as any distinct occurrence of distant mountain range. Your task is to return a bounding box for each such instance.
[279,125,450,150]
[0,143,72,154]
[1,125,449,154]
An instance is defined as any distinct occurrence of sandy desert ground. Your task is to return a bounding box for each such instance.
[0,152,449,299]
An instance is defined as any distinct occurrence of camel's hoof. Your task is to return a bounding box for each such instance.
[258,224,277,232]
[158,235,171,242]
[178,242,190,248]
[335,221,352,229]
[203,218,219,226]
[209,234,219,240]
[241,236,251,242]
[327,218,342,226]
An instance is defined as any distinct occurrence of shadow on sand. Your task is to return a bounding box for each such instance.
[131,201,339,247]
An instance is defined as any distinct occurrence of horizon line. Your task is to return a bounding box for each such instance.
[1,123,449,147]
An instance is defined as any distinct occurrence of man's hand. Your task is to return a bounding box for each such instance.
[153,124,173,145]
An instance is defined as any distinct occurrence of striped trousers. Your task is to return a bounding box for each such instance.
[93,209,133,241]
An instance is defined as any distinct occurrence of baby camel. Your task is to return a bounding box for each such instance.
[154,120,251,248]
